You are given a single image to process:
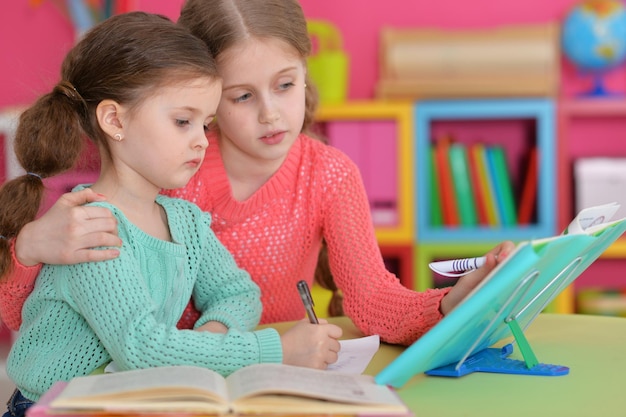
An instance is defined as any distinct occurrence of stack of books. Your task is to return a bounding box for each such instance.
[429,138,537,228]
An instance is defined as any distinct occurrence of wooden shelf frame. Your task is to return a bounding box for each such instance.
[415,98,557,242]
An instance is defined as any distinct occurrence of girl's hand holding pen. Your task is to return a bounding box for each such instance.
[280,319,342,370]
[281,279,341,369]
[439,240,516,316]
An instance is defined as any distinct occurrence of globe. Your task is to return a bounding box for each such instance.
[561,0,626,96]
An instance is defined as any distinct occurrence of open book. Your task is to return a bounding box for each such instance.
[38,364,410,416]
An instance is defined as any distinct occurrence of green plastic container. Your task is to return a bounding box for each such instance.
[307,20,349,104]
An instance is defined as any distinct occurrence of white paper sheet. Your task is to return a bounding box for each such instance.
[327,334,380,374]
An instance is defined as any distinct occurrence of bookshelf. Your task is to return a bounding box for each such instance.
[557,98,626,230]
[316,98,564,311]
[558,97,626,314]
[415,98,556,242]
[413,98,564,312]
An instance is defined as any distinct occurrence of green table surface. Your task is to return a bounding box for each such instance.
[271,313,626,417]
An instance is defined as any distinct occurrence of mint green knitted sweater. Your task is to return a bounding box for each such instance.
[7,194,282,401]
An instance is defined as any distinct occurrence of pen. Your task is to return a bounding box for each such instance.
[297,280,319,324]
[428,256,486,277]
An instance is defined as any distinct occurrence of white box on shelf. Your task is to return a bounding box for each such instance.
[575,158,626,221]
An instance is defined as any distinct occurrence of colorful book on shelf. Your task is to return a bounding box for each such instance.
[474,143,501,226]
[448,143,478,226]
[466,143,489,226]
[28,364,411,417]
[434,137,460,226]
[434,137,459,226]
[486,145,517,227]
[429,146,444,227]
[517,147,539,225]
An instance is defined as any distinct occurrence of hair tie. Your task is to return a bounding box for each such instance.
[55,80,83,102]
[26,172,42,180]
[0,235,7,240]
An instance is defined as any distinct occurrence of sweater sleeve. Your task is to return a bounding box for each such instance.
[62,242,281,377]
[0,240,41,331]
[192,215,264,332]
[320,152,450,346]
[55,200,283,377]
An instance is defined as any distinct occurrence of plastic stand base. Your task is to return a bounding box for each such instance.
[579,74,624,98]
[425,344,570,377]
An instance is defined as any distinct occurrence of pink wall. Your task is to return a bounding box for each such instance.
[2,0,625,109]
[298,0,606,98]
[0,0,184,109]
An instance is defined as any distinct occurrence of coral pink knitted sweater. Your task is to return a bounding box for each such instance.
[2,133,449,345]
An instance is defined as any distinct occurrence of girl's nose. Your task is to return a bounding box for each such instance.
[259,99,280,124]
[194,127,209,150]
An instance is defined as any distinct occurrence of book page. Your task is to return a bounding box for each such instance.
[226,363,404,407]
[51,366,230,409]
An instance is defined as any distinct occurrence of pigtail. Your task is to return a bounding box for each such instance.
[0,82,85,282]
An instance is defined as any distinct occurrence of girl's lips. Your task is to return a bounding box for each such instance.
[260,131,286,145]
[186,158,202,168]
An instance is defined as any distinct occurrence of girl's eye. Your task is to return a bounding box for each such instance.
[234,92,252,103]
[279,82,295,91]
[175,119,190,127]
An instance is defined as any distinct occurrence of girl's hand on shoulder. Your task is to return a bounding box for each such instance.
[15,188,122,266]
[439,240,516,316]
[280,319,343,369]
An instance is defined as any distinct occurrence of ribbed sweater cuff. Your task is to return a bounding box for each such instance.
[254,327,283,364]
[422,287,452,329]
[195,311,244,330]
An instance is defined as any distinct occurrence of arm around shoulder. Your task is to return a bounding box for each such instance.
[0,239,41,331]
[14,188,121,267]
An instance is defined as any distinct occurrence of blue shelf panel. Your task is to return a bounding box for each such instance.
[415,98,556,243]
[419,225,553,243]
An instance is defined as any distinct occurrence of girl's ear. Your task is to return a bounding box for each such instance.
[96,99,124,139]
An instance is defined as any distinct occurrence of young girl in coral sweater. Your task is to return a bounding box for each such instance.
[1,0,513,347]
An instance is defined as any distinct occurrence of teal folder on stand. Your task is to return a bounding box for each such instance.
[376,203,626,388]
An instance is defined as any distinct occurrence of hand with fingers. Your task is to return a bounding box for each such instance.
[15,187,122,266]
[280,319,343,369]
[439,240,516,316]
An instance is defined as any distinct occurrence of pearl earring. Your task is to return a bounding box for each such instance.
[114,133,123,142]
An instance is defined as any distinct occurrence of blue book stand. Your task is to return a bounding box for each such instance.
[375,209,626,387]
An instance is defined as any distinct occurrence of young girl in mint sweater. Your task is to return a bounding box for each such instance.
[0,11,340,417]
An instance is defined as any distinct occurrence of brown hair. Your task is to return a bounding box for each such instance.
[0,12,219,281]
[178,0,319,134]
[179,0,341,315]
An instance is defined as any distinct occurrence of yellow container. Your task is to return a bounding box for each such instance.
[307,20,349,104]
